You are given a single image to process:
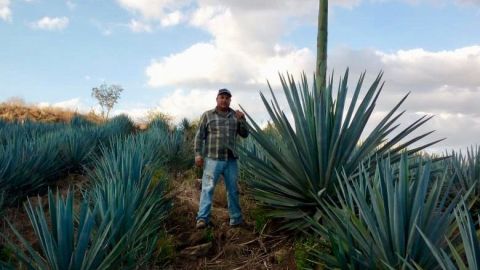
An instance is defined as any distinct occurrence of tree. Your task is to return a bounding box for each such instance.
[91,83,124,119]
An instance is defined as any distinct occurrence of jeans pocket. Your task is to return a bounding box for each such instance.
[203,171,214,189]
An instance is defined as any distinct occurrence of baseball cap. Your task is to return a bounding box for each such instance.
[217,88,232,97]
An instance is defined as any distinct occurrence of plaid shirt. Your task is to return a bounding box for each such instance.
[194,107,249,160]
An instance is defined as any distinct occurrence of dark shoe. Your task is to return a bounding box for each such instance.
[196,219,207,229]
[229,221,243,228]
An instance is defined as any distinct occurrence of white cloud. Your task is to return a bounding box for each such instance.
[146,1,317,89]
[155,89,217,120]
[147,43,223,87]
[378,46,480,89]
[112,107,151,122]
[116,0,191,20]
[326,45,480,152]
[161,10,183,26]
[30,16,69,31]
[37,98,89,113]
[0,0,12,22]
[128,19,152,32]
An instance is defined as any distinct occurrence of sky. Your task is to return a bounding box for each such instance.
[1,0,479,153]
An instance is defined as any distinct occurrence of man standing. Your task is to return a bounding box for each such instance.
[194,88,249,229]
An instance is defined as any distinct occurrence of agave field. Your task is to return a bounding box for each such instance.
[0,114,193,269]
[1,69,480,270]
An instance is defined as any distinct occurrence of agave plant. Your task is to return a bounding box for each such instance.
[419,200,480,270]
[88,135,171,265]
[0,189,127,270]
[148,116,171,131]
[0,134,65,205]
[103,114,135,137]
[90,135,163,182]
[53,128,97,172]
[307,154,459,269]
[239,71,442,229]
[145,122,193,173]
[70,114,95,128]
[0,120,62,145]
[451,146,480,209]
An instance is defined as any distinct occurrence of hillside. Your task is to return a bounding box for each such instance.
[0,100,102,123]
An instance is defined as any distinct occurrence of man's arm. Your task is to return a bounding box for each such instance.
[235,110,249,138]
[194,112,208,166]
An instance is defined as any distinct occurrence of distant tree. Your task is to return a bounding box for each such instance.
[91,83,124,119]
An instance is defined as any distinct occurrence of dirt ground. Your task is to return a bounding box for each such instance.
[165,174,297,270]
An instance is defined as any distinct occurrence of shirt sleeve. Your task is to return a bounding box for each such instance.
[194,112,208,157]
[237,118,249,138]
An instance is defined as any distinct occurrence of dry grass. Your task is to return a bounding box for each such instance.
[165,170,297,269]
[0,100,103,123]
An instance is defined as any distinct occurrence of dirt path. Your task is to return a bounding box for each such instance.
[166,176,296,269]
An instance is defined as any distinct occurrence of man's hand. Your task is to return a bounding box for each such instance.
[195,155,204,168]
[235,110,245,120]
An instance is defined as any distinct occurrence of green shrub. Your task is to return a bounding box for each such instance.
[295,238,318,270]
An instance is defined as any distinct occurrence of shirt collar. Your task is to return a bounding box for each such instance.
[214,107,233,116]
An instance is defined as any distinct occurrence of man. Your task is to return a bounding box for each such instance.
[194,88,249,229]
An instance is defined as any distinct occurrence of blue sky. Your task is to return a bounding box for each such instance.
[1,0,479,152]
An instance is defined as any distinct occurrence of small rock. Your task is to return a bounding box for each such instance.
[180,242,212,260]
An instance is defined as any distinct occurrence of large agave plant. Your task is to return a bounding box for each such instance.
[0,189,126,270]
[88,136,171,265]
[307,154,459,269]
[419,200,480,270]
[239,71,441,229]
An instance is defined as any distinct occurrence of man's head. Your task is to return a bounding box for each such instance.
[216,88,231,111]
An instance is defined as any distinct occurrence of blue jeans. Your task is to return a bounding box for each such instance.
[196,157,242,225]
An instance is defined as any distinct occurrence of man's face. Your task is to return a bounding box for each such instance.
[216,94,231,110]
